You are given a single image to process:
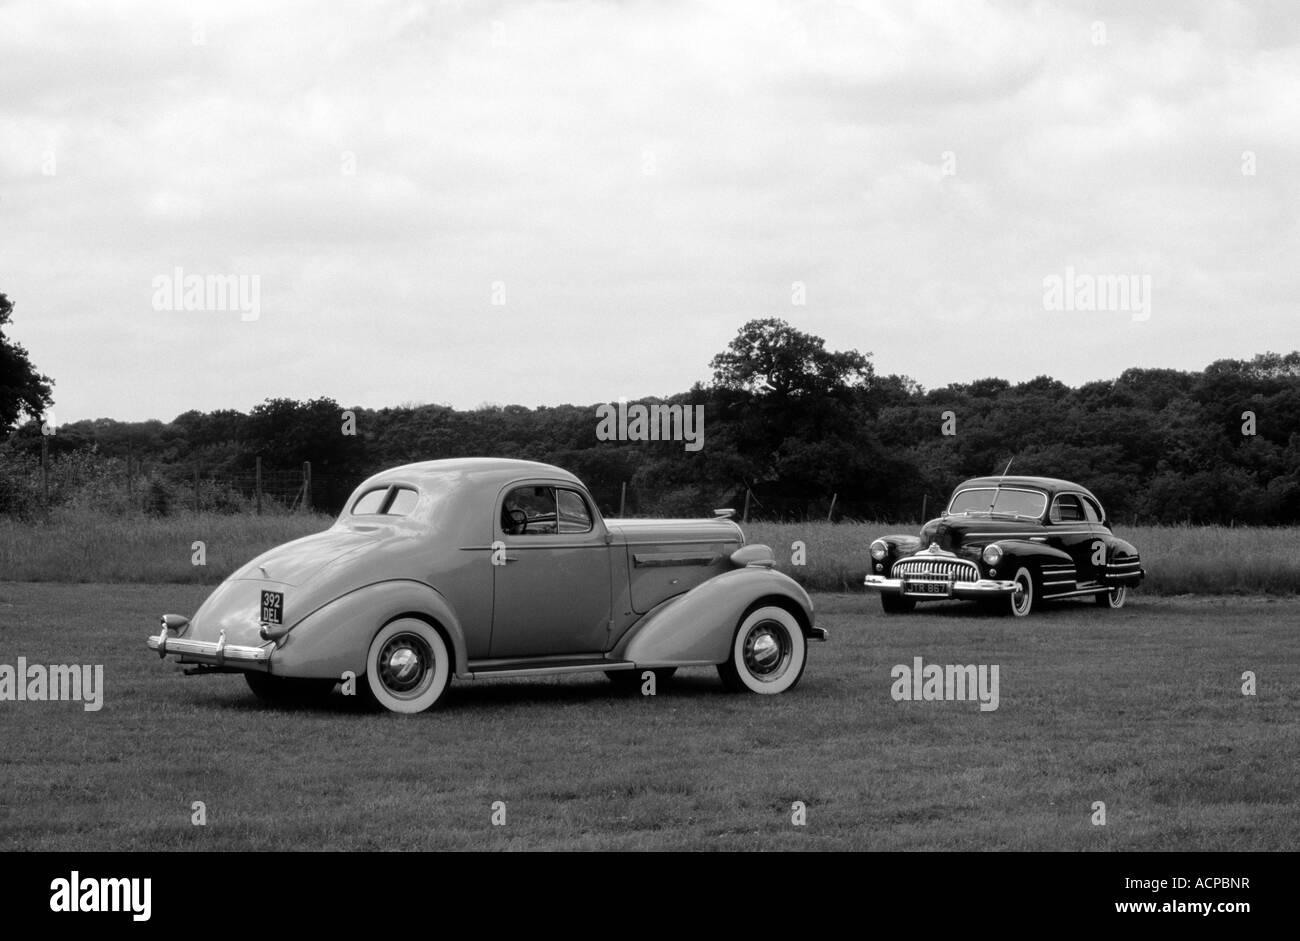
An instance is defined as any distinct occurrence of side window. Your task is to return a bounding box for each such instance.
[1051,494,1085,523]
[352,488,388,515]
[1081,496,1104,525]
[387,487,420,516]
[501,486,558,535]
[557,488,593,533]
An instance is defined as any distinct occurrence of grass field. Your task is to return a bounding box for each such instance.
[2,510,1297,595]
[1,583,1296,850]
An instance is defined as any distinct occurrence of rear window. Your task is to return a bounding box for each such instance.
[352,485,419,516]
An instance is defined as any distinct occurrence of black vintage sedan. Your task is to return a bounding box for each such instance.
[863,476,1144,617]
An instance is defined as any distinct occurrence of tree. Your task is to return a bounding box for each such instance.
[0,293,54,438]
[709,318,872,399]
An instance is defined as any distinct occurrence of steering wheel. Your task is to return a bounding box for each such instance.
[505,508,528,534]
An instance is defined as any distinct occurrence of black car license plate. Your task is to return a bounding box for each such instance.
[904,580,950,597]
[260,590,284,625]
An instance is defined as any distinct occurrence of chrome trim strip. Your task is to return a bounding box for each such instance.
[1043,587,1109,599]
[633,552,718,567]
[960,530,1095,537]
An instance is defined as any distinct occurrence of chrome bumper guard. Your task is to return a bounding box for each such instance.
[864,575,1019,597]
[148,624,272,666]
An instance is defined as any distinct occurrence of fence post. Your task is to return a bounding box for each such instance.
[303,461,312,512]
[194,469,200,513]
[827,492,837,522]
[619,481,626,517]
[255,457,262,515]
[921,494,928,521]
[41,434,49,506]
[742,487,751,524]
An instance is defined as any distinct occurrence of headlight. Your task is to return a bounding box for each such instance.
[982,544,1003,566]
[869,539,889,561]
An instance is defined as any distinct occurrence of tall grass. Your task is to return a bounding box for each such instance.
[747,521,1300,595]
[0,509,332,584]
[0,511,1295,595]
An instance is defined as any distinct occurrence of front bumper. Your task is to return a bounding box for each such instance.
[863,575,1019,599]
[147,624,272,668]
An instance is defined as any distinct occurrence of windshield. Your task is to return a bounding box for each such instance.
[947,487,1047,519]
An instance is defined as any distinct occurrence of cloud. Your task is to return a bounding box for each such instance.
[1,0,1296,421]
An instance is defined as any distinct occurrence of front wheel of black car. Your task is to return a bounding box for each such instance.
[1095,585,1127,608]
[1007,567,1036,618]
[244,672,337,706]
[718,606,807,694]
[880,593,916,614]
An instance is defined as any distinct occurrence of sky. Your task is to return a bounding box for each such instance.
[3,0,1298,424]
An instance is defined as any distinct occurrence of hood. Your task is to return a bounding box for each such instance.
[232,529,381,587]
[918,516,1040,553]
[605,518,744,545]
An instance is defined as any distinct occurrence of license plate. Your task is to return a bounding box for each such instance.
[903,580,950,597]
[260,590,284,625]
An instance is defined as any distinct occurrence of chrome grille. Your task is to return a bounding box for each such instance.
[892,557,978,582]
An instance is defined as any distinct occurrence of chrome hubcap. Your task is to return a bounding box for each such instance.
[743,621,791,680]
[378,634,432,697]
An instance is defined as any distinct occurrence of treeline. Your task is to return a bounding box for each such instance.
[3,320,1298,524]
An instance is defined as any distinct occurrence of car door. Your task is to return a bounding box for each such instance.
[1045,493,1096,590]
[490,481,613,658]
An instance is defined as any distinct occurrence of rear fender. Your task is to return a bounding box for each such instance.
[269,580,469,680]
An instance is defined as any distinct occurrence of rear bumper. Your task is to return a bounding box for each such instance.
[807,626,829,642]
[147,626,272,668]
[864,575,1019,599]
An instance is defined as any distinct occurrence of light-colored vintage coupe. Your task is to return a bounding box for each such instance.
[148,458,824,712]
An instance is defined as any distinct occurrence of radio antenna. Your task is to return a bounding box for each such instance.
[988,457,1013,512]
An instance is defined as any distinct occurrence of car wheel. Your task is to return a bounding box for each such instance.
[717,606,807,694]
[244,672,336,706]
[1096,584,1127,608]
[365,618,452,713]
[606,668,677,692]
[880,593,916,614]
[1007,567,1036,618]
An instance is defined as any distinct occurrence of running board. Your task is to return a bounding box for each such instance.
[465,658,635,680]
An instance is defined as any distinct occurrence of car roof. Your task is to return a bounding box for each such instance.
[955,476,1099,500]
[358,458,582,491]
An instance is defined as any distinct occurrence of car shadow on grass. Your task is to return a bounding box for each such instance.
[870,596,1129,620]
[187,669,736,715]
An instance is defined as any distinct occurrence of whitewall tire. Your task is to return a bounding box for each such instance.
[718,606,807,694]
[365,618,451,713]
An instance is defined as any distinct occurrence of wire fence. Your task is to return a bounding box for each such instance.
[3,448,893,522]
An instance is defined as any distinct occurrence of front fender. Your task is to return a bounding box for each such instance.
[611,568,815,668]
[269,579,469,680]
[992,540,1074,569]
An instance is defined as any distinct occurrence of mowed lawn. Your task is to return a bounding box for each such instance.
[0,584,1296,851]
